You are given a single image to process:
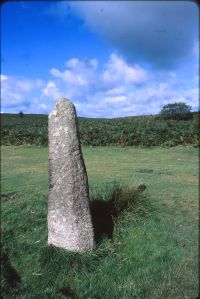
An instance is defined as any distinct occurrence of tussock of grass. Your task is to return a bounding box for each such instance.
[90,182,148,243]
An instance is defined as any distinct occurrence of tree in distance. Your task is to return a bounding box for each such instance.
[159,102,193,120]
[18,111,24,118]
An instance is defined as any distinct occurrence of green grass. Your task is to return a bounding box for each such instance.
[1,145,199,298]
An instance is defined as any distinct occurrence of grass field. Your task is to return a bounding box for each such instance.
[1,145,199,299]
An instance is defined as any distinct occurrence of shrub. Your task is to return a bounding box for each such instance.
[159,102,193,120]
[18,111,24,118]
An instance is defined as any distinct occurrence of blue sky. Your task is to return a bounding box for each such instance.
[1,1,199,117]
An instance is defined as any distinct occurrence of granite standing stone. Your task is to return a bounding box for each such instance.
[48,98,94,252]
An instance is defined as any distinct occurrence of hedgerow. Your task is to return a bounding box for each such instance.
[1,112,199,147]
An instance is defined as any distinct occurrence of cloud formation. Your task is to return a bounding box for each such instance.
[70,1,198,69]
[1,53,198,117]
[102,53,147,86]
[1,75,44,112]
[41,53,198,117]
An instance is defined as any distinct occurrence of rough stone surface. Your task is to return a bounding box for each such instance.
[48,98,94,252]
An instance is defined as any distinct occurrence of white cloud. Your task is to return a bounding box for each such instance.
[0,74,8,81]
[89,58,98,69]
[65,58,82,69]
[16,79,43,92]
[106,86,126,95]
[39,103,48,110]
[50,58,98,87]
[1,74,45,111]
[42,81,62,100]
[51,68,88,86]
[102,53,147,85]
[105,95,127,104]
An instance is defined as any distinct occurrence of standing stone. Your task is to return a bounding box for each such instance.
[48,98,94,252]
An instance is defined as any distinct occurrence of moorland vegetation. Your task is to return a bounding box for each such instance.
[1,110,199,147]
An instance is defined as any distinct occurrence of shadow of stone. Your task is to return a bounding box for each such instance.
[90,200,114,244]
[90,184,147,244]
[1,250,21,290]
[59,287,79,298]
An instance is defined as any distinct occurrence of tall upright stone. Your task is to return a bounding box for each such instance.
[48,98,94,252]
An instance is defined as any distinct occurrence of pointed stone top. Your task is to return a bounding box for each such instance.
[56,97,74,108]
[49,97,75,118]
[58,97,72,104]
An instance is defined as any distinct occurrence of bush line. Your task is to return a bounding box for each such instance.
[1,112,199,147]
